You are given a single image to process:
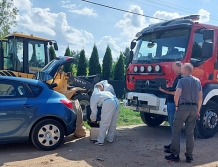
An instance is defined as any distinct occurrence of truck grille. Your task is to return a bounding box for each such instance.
[135,80,157,90]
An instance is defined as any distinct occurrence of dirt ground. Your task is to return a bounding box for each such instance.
[1,125,218,167]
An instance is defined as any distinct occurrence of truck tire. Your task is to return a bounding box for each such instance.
[72,93,90,121]
[31,119,64,151]
[197,100,218,138]
[140,112,166,126]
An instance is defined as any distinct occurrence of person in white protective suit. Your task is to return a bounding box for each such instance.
[90,84,120,146]
[97,80,116,96]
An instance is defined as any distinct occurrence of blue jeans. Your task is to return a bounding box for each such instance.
[167,102,176,134]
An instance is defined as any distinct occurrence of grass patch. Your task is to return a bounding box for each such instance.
[117,106,143,126]
[84,105,143,129]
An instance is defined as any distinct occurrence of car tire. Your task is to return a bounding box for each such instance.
[31,119,64,151]
[72,93,90,121]
[140,112,166,126]
[197,100,218,139]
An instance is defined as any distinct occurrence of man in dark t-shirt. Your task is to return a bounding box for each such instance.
[159,62,182,152]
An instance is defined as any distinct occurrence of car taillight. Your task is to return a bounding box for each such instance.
[60,99,73,109]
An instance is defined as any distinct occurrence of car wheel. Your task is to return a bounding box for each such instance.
[31,119,64,151]
[140,112,166,126]
[197,100,218,138]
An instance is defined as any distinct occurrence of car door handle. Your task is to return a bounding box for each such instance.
[22,104,34,108]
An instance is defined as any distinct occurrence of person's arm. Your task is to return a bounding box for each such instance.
[159,87,175,95]
[90,94,99,122]
[174,88,182,110]
[197,90,203,117]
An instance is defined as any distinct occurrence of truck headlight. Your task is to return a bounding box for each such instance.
[140,66,145,72]
[147,65,153,72]
[134,66,138,73]
[155,65,161,72]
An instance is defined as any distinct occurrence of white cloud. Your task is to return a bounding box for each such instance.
[61,4,76,9]
[14,0,32,11]
[150,11,181,24]
[115,5,147,39]
[69,7,98,17]
[60,0,71,4]
[13,0,94,56]
[96,36,121,59]
[198,9,210,23]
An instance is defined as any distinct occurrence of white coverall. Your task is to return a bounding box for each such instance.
[90,89,120,143]
[98,80,116,96]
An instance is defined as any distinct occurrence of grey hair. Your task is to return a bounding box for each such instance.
[183,63,193,73]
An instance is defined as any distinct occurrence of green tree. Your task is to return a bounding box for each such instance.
[89,44,101,75]
[49,46,56,61]
[102,45,113,80]
[123,47,130,69]
[0,0,18,39]
[114,53,125,80]
[63,46,72,72]
[77,49,87,76]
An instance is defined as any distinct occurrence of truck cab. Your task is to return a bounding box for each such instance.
[124,15,218,138]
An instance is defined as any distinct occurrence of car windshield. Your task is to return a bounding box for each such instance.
[133,28,190,63]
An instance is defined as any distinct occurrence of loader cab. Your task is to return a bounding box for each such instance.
[0,33,58,77]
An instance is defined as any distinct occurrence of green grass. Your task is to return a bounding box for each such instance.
[84,105,143,129]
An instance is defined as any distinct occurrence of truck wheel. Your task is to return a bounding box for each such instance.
[140,112,165,126]
[72,94,90,121]
[31,119,64,151]
[197,100,218,138]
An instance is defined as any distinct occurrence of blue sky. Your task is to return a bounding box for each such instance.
[13,0,217,61]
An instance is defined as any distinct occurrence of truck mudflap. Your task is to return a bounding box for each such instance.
[123,92,168,116]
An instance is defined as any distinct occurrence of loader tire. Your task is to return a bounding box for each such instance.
[72,93,90,121]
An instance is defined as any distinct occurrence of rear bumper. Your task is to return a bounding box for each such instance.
[65,109,77,136]
[123,92,168,116]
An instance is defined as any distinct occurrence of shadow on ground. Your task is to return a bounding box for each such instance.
[0,125,218,167]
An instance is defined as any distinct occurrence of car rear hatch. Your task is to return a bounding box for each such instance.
[36,56,74,82]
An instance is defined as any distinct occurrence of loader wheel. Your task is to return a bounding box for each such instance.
[140,112,166,126]
[197,100,218,139]
[72,94,90,121]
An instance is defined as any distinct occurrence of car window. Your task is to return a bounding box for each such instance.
[0,82,27,98]
[28,85,43,97]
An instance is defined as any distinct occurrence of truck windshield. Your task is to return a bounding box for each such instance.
[133,28,190,63]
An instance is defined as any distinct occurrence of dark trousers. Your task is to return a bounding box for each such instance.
[170,105,197,157]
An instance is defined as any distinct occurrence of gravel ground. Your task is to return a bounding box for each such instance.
[0,125,218,167]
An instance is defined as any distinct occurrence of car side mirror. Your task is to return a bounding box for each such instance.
[128,50,134,65]
[130,41,136,50]
[202,42,213,58]
[54,43,58,51]
[203,29,214,41]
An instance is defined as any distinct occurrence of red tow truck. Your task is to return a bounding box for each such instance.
[123,14,218,138]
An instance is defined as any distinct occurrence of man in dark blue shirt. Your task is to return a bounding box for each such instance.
[159,62,182,153]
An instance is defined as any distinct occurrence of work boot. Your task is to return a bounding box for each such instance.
[186,156,193,163]
[164,144,171,150]
[164,149,172,153]
[165,154,180,162]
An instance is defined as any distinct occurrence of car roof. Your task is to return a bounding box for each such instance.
[0,76,44,86]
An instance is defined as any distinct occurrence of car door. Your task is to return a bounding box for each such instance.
[0,80,37,142]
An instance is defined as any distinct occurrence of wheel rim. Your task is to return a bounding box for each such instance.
[203,110,218,130]
[38,124,60,147]
[79,100,90,118]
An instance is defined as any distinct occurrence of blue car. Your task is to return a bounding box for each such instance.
[0,56,77,150]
